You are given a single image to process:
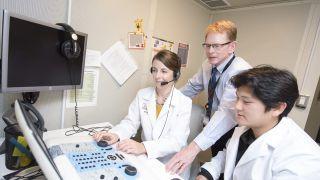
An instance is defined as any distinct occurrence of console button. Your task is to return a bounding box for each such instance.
[97,141,109,147]
[124,165,137,176]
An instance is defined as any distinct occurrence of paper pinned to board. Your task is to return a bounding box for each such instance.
[101,41,138,86]
[85,49,101,67]
[66,67,99,108]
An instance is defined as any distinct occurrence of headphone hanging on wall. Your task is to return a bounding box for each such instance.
[56,23,81,60]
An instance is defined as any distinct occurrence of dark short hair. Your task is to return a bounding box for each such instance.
[152,50,181,80]
[231,65,299,120]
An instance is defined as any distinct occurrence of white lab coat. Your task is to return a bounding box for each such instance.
[110,87,192,163]
[202,117,320,180]
[180,55,251,150]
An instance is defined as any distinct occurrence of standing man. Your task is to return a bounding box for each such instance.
[166,20,251,174]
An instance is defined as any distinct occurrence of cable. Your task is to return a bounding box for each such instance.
[157,85,174,139]
[64,125,112,136]
[8,167,43,180]
[65,66,112,136]
[67,58,80,129]
[74,84,79,127]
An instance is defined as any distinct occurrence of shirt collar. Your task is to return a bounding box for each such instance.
[240,128,256,146]
[213,53,235,73]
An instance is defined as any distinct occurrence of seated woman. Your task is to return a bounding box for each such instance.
[93,50,192,178]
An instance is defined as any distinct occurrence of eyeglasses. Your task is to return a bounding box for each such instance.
[202,41,232,50]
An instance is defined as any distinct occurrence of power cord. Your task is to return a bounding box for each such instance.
[64,125,112,136]
[3,166,43,180]
[74,85,79,127]
[157,85,174,139]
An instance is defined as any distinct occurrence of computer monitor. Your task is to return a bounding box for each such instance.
[1,9,87,93]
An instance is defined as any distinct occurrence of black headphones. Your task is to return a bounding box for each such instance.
[173,69,181,81]
[56,23,81,59]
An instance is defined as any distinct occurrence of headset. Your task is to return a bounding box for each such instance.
[150,57,181,85]
[56,23,81,60]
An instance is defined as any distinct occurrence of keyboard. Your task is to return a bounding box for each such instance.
[48,141,138,180]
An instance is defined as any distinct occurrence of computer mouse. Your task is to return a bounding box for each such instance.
[97,140,109,147]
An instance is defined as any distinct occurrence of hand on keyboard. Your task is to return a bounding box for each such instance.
[92,131,119,145]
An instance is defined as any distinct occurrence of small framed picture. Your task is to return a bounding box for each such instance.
[128,32,145,49]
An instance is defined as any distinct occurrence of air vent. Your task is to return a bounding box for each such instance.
[195,0,230,10]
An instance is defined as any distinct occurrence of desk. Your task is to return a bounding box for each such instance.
[43,122,182,180]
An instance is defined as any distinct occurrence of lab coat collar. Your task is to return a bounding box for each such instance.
[141,86,178,105]
[141,86,177,124]
[235,117,290,167]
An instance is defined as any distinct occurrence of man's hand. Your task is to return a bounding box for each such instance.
[196,175,208,180]
[165,141,201,174]
[92,131,119,145]
[117,139,146,155]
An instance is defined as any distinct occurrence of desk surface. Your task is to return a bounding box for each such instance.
[43,122,182,180]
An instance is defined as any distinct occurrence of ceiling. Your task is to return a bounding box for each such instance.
[194,0,306,10]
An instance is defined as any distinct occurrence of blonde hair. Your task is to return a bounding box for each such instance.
[205,20,237,41]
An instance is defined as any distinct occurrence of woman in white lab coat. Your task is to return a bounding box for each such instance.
[93,50,192,176]
[197,66,320,180]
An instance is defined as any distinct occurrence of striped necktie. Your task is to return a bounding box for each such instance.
[206,67,218,117]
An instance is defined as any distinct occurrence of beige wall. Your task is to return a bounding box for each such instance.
[0,0,210,134]
[151,0,211,102]
[63,0,211,128]
[305,78,320,139]
[204,1,320,128]
[63,0,152,127]
[1,0,319,136]
[0,0,68,134]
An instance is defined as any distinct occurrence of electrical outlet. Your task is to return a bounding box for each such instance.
[296,95,309,109]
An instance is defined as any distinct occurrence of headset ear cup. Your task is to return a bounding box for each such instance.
[174,71,181,81]
[56,23,81,60]
[61,41,81,59]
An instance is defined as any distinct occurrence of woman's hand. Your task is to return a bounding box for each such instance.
[92,131,119,145]
[117,139,146,155]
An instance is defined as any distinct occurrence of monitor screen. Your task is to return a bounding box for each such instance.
[1,10,87,93]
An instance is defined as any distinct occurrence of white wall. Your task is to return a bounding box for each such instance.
[2,0,317,136]
[0,0,210,136]
[63,0,152,127]
[151,0,211,98]
[63,0,211,128]
[0,0,68,135]
[204,1,320,128]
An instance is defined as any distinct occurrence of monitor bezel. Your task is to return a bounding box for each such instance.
[1,9,87,93]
